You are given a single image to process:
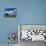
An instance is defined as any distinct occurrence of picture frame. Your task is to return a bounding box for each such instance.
[4,8,16,17]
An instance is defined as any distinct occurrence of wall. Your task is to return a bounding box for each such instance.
[0,0,19,44]
[0,0,46,44]
[19,0,46,24]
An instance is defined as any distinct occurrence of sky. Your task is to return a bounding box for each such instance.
[5,8,16,14]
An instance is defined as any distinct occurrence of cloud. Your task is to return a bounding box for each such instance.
[5,10,16,14]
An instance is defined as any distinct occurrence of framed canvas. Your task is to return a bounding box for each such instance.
[4,8,16,17]
[18,24,46,41]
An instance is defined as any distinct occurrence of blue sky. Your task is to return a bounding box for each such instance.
[5,8,16,14]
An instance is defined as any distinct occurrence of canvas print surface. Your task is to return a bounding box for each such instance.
[4,8,16,17]
[18,25,46,41]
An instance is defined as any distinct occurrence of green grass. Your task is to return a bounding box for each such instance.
[4,13,16,17]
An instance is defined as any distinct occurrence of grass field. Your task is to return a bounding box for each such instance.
[4,13,16,17]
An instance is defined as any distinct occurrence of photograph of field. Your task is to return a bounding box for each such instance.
[4,8,16,17]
